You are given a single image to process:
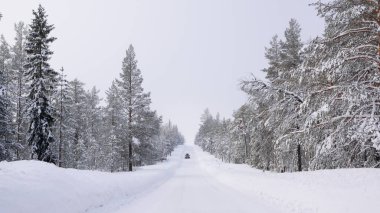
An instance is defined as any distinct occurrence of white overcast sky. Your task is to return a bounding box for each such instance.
[0,0,325,143]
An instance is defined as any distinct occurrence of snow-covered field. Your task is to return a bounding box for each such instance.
[1,145,379,213]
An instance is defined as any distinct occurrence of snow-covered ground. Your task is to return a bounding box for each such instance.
[195,146,380,213]
[1,145,380,213]
[0,147,184,213]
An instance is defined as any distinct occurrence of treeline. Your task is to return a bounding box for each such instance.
[195,0,380,172]
[0,5,184,171]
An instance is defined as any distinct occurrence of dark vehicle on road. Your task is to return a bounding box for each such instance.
[185,153,190,159]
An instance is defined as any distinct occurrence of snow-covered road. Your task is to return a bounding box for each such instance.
[113,145,278,213]
[1,144,380,213]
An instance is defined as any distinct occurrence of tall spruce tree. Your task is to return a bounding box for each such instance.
[24,5,58,162]
[117,45,151,171]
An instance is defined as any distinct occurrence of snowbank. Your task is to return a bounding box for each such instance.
[0,146,184,213]
[195,146,380,213]
[1,145,379,213]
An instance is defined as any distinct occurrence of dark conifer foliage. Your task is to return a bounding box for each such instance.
[24,5,58,162]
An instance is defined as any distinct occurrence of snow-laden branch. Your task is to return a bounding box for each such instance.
[331,27,373,41]
[241,75,303,104]
[310,80,380,95]
[355,44,378,50]
[366,0,379,6]
[361,20,379,26]
[345,55,380,65]
[275,129,305,145]
[315,113,379,128]
[310,86,342,95]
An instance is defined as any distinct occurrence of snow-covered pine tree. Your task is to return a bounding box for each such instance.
[194,109,213,151]
[54,67,71,167]
[83,86,103,169]
[240,19,304,171]
[195,2,380,172]
[11,22,29,160]
[195,109,245,163]
[303,0,380,168]
[232,104,254,163]
[159,121,185,158]
[263,19,303,90]
[0,36,12,96]
[214,118,231,163]
[133,109,161,166]
[263,35,281,83]
[0,36,13,100]
[24,5,58,162]
[277,18,303,89]
[116,45,152,171]
[65,79,87,168]
[194,19,305,171]
[104,80,124,171]
[0,38,12,161]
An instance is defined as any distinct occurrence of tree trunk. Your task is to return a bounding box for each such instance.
[16,73,22,159]
[128,61,133,172]
[244,134,248,162]
[297,143,302,172]
[58,68,63,167]
[377,0,380,63]
[128,112,133,172]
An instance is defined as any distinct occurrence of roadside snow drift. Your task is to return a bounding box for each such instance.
[0,146,184,213]
[195,146,380,213]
